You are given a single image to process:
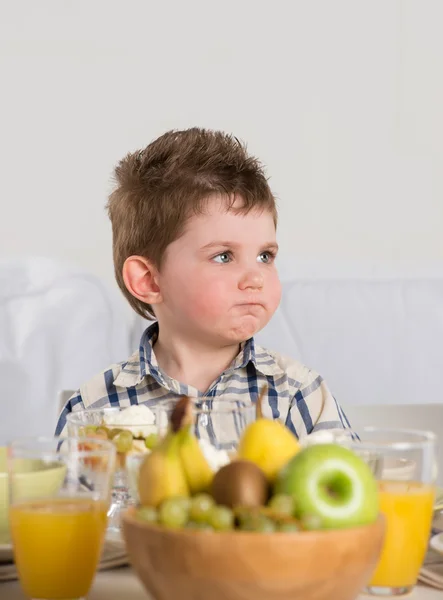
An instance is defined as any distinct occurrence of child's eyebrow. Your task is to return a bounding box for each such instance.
[200,241,279,252]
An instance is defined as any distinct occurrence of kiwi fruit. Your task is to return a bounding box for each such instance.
[211,460,269,509]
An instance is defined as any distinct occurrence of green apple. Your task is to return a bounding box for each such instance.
[274,443,379,530]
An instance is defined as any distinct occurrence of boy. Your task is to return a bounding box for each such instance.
[56,128,350,438]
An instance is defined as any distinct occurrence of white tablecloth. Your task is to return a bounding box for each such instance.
[0,567,440,599]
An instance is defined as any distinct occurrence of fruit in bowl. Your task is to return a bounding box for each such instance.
[123,506,384,600]
[68,405,158,470]
[122,395,384,600]
[274,442,379,530]
[237,396,301,481]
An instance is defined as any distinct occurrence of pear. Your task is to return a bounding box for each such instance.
[237,387,300,481]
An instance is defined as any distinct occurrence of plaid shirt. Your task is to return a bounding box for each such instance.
[55,322,350,438]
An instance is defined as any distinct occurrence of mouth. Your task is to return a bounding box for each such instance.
[238,302,262,305]
[234,302,265,311]
[237,301,263,306]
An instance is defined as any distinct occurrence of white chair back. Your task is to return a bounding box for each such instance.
[0,257,132,444]
[255,261,443,408]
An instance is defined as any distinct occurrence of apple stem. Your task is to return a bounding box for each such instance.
[256,385,267,420]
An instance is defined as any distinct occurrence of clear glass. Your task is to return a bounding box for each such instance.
[155,398,256,454]
[123,399,257,504]
[66,406,156,538]
[342,427,437,596]
[8,436,116,600]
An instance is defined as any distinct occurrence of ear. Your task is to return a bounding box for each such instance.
[122,256,162,306]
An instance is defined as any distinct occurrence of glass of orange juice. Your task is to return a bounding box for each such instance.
[8,436,116,600]
[351,428,437,597]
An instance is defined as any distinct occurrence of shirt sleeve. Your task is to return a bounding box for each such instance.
[286,369,351,440]
[54,390,85,437]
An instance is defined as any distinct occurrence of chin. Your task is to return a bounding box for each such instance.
[223,317,265,342]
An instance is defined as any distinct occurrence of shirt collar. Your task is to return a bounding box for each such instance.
[114,321,283,388]
[113,322,161,388]
[138,321,162,382]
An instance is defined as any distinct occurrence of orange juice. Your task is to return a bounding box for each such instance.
[10,497,108,599]
[370,481,435,588]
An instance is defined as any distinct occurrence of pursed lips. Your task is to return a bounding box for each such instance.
[234,302,265,310]
[238,302,262,305]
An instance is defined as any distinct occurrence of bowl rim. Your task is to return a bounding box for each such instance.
[122,506,384,539]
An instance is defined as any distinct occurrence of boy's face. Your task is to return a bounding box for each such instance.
[155,195,281,345]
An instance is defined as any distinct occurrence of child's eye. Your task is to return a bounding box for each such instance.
[213,252,232,264]
[257,251,275,264]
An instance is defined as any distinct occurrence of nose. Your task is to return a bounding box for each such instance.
[238,269,264,291]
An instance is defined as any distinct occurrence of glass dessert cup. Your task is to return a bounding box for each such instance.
[67,405,157,537]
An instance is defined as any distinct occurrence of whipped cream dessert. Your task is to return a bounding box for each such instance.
[103,404,157,439]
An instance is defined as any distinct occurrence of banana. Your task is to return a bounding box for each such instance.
[137,429,189,508]
[137,396,214,506]
[179,423,214,494]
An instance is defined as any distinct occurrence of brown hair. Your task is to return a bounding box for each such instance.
[107,127,277,320]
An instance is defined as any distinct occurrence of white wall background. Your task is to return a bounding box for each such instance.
[1,0,443,291]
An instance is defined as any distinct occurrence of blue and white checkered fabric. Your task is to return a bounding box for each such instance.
[56,322,350,440]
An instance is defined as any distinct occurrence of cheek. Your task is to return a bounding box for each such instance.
[169,269,230,320]
[266,272,282,311]
[187,279,230,320]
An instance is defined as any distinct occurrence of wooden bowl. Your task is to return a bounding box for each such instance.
[122,509,385,600]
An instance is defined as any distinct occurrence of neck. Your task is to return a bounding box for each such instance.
[153,325,241,394]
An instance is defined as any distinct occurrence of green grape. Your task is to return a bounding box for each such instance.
[189,493,215,524]
[145,432,159,450]
[186,521,213,531]
[136,506,158,524]
[268,494,295,517]
[234,507,250,523]
[278,521,300,532]
[84,425,98,436]
[240,515,276,533]
[238,516,254,531]
[208,505,234,531]
[300,514,323,531]
[175,496,191,514]
[95,426,110,439]
[159,497,189,528]
[109,428,123,439]
[255,516,276,533]
[114,430,133,453]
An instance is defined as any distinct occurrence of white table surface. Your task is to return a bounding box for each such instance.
[0,567,440,600]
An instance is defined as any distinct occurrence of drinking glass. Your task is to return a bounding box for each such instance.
[155,397,257,456]
[66,407,157,537]
[122,398,257,504]
[8,436,116,600]
[347,428,437,596]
